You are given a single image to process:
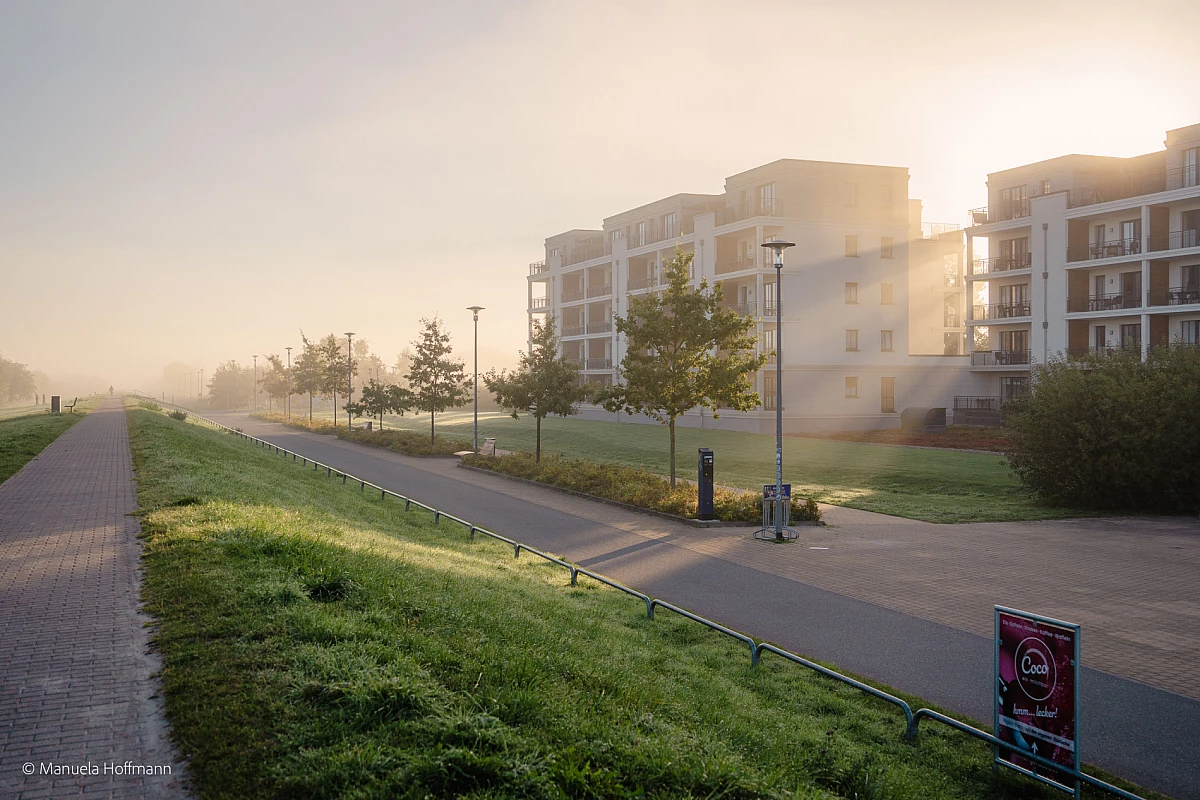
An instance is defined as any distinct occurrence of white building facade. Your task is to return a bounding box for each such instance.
[528,159,985,433]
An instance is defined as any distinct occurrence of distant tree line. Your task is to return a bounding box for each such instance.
[0,354,37,404]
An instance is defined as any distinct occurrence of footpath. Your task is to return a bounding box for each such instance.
[0,399,184,798]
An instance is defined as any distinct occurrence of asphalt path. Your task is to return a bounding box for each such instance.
[205,410,1198,799]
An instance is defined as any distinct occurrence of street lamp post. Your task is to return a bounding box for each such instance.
[199,368,204,401]
[252,355,258,411]
[467,306,484,453]
[760,240,795,542]
[285,346,293,418]
[344,333,355,430]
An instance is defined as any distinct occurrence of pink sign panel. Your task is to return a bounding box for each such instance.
[995,608,1080,790]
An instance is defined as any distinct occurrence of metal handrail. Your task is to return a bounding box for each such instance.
[136,396,1148,800]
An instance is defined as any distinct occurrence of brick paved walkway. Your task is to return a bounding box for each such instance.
[0,400,185,798]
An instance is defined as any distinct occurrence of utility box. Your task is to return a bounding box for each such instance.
[50,395,60,414]
[697,448,714,520]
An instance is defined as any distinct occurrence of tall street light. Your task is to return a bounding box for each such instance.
[285,346,293,418]
[252,354,258,411]
[467,306,484,453]
[760,240,795,542]
[344,333,355,430]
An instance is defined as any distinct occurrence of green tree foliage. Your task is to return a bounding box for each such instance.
[407,317,468,443]
[1004,345,1200,512]
[317,334,352,428]
[344,379,413,430]
[293,332,326,420]
[0,354,37,404]
[207,361,255,410]
[596,249,767,486]
[485,316,587,461]
[259,354,291,413]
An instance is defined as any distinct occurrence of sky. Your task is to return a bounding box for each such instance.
[2,0,1198,393]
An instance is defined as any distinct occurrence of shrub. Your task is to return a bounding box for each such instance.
[139,400,162,412]
[463,452,821,523]
[168,410,188,422]
[339,428,469,457]
[1003,346,1200,512]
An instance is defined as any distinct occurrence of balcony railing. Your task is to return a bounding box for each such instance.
[625,218,696,250]
[586,283,612,298]
[1148,229,1200,252]
[971,253,1032,275]
[585,357,612,370]
[586,321,612,334]
[562,324,584,337]
[715,254,758,274]
[968,202,1030,226]
[530,296,548,309]
[954,395,1000,411]
[1067,167,1198,209]
[763,301,777,316]
[972,301,1031,320]
[715,200,792,227]
[564,241,611,266]
[971,350,1031,367]
[730,301,758,317]
[561,289,585,303]
[627,275,656,291]
[1067,238,1142,263]
[1148,286,1200,306]
[1068,292,1142,313]
[918,222,962,239]
[529,260,547,275]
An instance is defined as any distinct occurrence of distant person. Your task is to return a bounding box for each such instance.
[109,385,114,396]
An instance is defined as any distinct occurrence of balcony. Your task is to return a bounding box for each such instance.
[972,301,1031,320]
[529,260,547,276]
[730,301,758,317]
[586,321,612,334]
[1067,167,1198,209]
[1148,229,1200,253]
[565,241,611,267]
[968,202,1030,226]
[530,296,548,309]
[917,222,962,240]
[953,395,1002,426]
[627,275,656,291]
[626,218,696,250]
[1067,238,1142,263]
[561,289,585,303]
[715,200,792,227]
[715,254,758,274]
[971,350,1031,367]
[971,253,1032,275]
[585,357,612,370]
[1068,292,1142,313]
[1148,286,1200,307]
[562,324,584,337]
[586,283,612,299]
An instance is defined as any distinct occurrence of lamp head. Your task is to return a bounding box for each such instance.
[760,240,795,267]
[344,332,355,338]
[467,305,484,320]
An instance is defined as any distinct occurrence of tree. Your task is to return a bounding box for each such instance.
[0,354,36,404]
[485,316,587,461]
[596,248,767,486]
[407,317,469,443]
[207,361,254,409]
[345,380,413,430]
[317,334,348,427]
[293,332,325,420]
[259,354,291,413]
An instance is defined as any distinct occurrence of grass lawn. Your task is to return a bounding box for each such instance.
[124,406,1148,800]
[300,409,1078,523]
[0,404,91,483]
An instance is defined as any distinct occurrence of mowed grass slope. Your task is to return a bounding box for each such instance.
[324,410,1078,523]
[125,406,1146,800]
[0,405,89,482]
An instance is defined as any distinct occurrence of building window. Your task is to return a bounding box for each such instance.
[845,235,858,257]
[881,377,895,413]
[943,254,961,287]
[845,282,858,304]
[845,329,859,351]
[881,330,894,352]
[1040,179,1051,195]
[611,230,621,242]
[1182,320,1200,344]
[550,248,560,258]
[845,377,859,398]
[881,237,893,258]
[663,212,677,238]
[764,281,776,315]
[758,183,776,214]
[636,221,646,247]
[1185,147,1199,188]
[881,283,894,305]
[762,327,776,358]
[1000,376,1029,404]
[763,373,776,410]
[881,185,893,208]
[847,183,858,207]
[943,332,961,355]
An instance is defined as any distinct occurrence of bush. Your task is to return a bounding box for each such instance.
[1003,346,1200,512]
[339,428,469,457]
[252,412,339,435]
[168,409,188,422]
[139,400,162,412]
[462,452,821,523]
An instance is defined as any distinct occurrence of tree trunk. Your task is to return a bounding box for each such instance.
[333,392,338,427]
[309,393,313,421]
[536,415,542,462]
[669,419,676,488]
[430,410,435,443]
[379,409,384,430]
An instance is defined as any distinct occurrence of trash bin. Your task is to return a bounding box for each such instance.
[762,483,791,530]
[51,395,60,414]
[697,448,714,520]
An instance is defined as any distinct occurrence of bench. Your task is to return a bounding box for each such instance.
[63,397,78,413]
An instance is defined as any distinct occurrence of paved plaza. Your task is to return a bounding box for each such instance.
[0,400,184,798]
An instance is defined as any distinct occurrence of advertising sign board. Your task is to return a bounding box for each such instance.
[994,606,1080,796]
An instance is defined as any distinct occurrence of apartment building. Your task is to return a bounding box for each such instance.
[964,122,1200,421]
[527,159,980,432]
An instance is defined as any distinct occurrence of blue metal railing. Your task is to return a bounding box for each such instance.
[137,397,1146,800]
